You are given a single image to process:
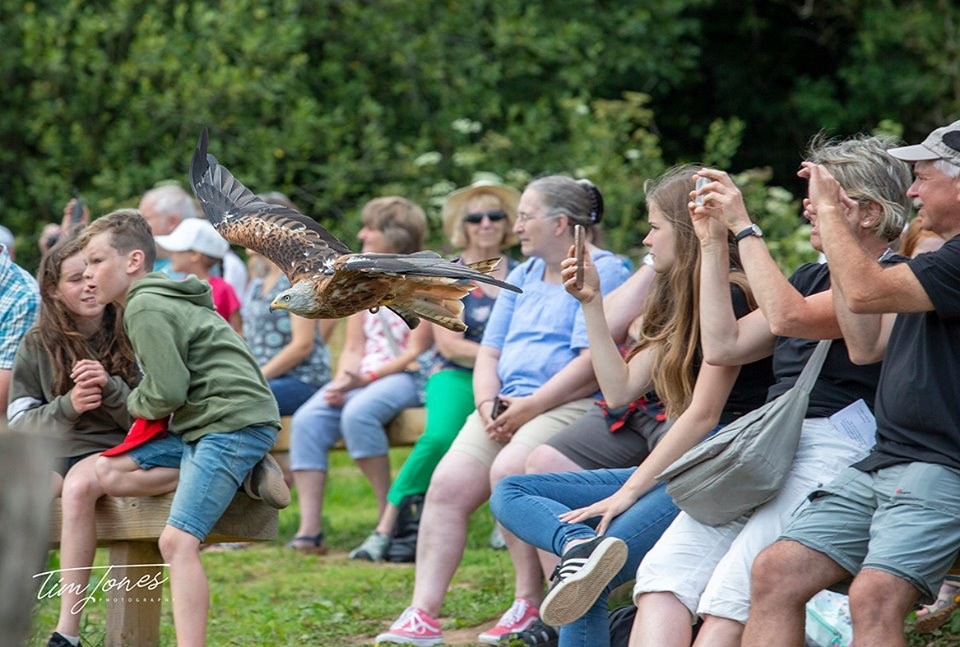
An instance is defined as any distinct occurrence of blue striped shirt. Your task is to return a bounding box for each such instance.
[0,245,40,369]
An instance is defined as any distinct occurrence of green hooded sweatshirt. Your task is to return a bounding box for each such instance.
[125,272,279,442]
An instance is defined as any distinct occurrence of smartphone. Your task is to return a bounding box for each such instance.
[695,176,709,206]
[573,224,586,289]
[70,190,85,225]
[491,396,509,420]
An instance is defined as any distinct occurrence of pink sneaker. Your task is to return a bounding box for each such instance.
[376,606,443,646]
[477,598,539,644]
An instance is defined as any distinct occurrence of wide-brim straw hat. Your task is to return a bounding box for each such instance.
[442,180,521,243]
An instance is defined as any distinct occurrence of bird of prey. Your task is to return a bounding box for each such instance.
[189,128,520,332]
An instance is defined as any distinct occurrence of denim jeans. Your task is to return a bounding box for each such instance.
[491,468,680,647]
[269,375,321,416]
[290,372,421,471]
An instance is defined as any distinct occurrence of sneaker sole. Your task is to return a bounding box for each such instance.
[246,456,291,509]
[477,616,538,644]
[540,537,628,627]
[374,632,443,646]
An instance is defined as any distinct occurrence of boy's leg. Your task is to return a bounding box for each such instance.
[159,525,206,647]
[56,455,106,637]
[162,426,275,644]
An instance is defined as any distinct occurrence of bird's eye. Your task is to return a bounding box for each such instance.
[283,295,290,302]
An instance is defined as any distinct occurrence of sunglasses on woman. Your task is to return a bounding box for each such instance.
[463,209,508,224]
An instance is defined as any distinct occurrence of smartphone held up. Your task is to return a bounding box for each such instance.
[695,176,709,206]
[574,224,585,289]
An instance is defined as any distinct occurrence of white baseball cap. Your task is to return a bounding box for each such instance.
[154,218,229,259]
[888,119,960,166]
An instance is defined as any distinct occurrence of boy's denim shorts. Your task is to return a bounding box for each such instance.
[782,463,960,604]
[126,425,278,541]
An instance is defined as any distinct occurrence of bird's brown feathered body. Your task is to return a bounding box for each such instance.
[189,128,520,332]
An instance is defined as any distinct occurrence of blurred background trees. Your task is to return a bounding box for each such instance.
[3,0,958,273]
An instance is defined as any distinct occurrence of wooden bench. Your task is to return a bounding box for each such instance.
[48,492,278,647]
[270,408,427,480]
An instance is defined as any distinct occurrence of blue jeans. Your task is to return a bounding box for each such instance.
[290,372,421,471]
[128,426,277,541]
[269,375,321,416]
[491,469,680,647]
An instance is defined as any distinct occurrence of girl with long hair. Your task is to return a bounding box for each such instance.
[488,165,774,647]
[7,232,163,647]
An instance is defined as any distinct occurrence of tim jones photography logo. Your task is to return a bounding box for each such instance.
[34,564,169,614]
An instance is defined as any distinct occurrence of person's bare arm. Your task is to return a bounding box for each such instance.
[0,369,11,420]
[259,314,321,380]
[433,323,480,368]
[560,255,651,406]
[317,319,338,344]
[603,265,655,344]
[472,345,502,423]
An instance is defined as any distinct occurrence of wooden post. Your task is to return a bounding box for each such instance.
[104,542,165,647]
[0,430,55,646]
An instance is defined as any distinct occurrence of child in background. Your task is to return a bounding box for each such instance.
[80,209,286,647]
[155,218,243,334]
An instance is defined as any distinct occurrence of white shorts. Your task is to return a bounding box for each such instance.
[633,417,868,623]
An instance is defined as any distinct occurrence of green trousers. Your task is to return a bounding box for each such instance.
[387,369,474,506]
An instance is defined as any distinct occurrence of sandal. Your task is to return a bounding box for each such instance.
[285,533,328,555]
[916,584,960,633]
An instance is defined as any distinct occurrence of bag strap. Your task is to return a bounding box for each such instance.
[793,339,833,394]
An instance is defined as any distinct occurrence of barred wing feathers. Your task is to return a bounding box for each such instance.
[189,128,350,283]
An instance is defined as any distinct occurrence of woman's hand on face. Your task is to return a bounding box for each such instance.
[558,487,638,536]
[561,250,600,304]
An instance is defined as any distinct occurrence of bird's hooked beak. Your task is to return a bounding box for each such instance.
[269,296,290,312]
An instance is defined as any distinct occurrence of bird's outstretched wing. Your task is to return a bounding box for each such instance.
[338,251,521,293]
[189,128,351,282]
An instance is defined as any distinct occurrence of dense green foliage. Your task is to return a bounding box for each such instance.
[3,1,959,274]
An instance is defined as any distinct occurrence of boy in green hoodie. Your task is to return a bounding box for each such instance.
[80,209,286,646]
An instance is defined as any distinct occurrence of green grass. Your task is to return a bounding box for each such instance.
[27,447,960,645]
[28,447,515,646]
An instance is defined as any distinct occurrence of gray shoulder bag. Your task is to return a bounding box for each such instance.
[656,339,833,526]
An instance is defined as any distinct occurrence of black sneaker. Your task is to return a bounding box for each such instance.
[539,536,627,627]
[47,633,81,647]
[499,618,559,646]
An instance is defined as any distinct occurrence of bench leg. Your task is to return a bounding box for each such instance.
[104,541,164,647]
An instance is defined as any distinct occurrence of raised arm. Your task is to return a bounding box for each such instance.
[603,264,655,345]
[805,162,935,314]
[695,169,842,343]
[560,254,653,407]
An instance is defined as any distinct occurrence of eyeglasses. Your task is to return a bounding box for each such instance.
[464,210,507,224]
